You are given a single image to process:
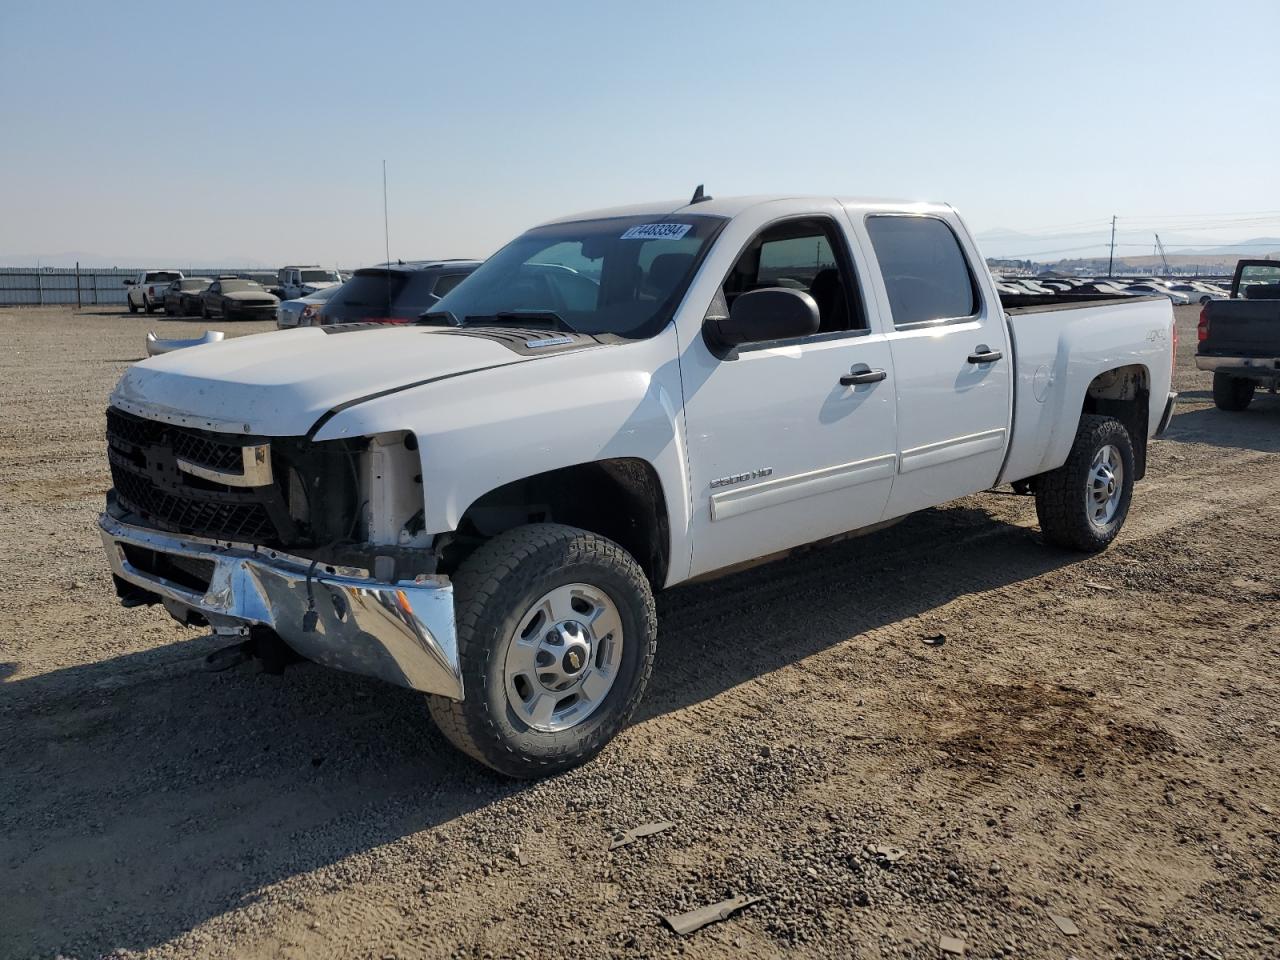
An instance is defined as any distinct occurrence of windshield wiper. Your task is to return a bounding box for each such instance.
[463,310,576,332]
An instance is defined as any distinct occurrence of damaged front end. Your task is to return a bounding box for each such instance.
[99,406,462,698]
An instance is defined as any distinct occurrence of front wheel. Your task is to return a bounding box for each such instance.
[428,523,657,778]
[1212,373,1255,412]
[1035,414,1135,552]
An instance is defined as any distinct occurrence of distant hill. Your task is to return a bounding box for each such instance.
[1177,237,1280,256]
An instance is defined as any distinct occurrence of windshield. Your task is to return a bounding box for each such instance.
[428,214,725,337]
[300,269,340,282]
[335,271,409,314]
[220,280,264,293]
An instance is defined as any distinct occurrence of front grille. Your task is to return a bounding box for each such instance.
[170,430,244,471]
[111,461,277,541]
[106,407,291,544]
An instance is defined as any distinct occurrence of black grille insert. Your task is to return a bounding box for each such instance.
[105,407,291,544]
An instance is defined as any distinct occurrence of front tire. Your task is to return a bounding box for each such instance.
[1212,373,1255,411]
[1035,414,1135,552]
[428,523,657,778]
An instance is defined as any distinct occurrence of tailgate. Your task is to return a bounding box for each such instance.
[1201,301,1280,356]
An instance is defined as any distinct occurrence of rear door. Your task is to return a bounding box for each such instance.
[855,210,1013,519]
[680,204,899,578]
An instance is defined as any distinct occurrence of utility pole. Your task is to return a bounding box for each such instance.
[1107,215,1117,278]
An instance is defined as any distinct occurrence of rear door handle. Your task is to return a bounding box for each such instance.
[967,345,1003,364]
[840,366,887,386]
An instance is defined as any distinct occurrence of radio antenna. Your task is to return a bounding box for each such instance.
[382,160,392,264]
[382,160,392,311]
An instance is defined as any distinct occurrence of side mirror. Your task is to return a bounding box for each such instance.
[123,279,136,286]
[708,287,820,348]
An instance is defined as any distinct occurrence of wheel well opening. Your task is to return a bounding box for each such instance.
[444,459,670,587]
[1083,364,1150,480]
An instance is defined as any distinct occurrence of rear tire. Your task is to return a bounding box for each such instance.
[1212,373,1255,412]
[428,523,657,779]
[1035,414,1134,552]
[127,298,138,314]
[144,299,156,314]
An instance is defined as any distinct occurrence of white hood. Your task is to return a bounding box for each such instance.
[111,326,525,436]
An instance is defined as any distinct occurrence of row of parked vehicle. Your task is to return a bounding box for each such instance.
[125,265,345,319]
[992,275,1230,305]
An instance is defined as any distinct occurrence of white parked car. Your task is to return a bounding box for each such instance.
[98,194,1176,777]
[276,283,343,329]
[123,269,184,314]
[1168,281,1227,304]
[1122,283,1190,305]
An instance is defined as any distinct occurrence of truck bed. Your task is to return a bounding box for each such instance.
[997,294,1175,486]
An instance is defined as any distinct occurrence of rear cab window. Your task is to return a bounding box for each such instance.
[864,216,979,328]
[145,271,181,284]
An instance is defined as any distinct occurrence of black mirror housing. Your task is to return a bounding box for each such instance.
[710,287,820,348]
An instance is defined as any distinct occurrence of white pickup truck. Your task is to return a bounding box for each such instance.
[99,194,1176,777]
[274,265,343,302]
[123,269,184,313]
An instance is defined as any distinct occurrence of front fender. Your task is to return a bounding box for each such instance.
[313,328,694,584]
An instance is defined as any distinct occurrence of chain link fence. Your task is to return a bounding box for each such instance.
[0,267,284,307]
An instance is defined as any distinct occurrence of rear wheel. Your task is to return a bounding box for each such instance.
[144,298,156,314]
[428,523,657,778]
[1035,414,1134,552]
[127,298,138,314]
[1212,373,1255,412]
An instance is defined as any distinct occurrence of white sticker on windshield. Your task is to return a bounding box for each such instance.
[620,223,693,241]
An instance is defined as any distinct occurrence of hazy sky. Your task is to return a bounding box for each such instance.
[3,0,1277,266]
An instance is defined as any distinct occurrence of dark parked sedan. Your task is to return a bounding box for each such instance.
[199,278,280,321]
[163,277,213,317]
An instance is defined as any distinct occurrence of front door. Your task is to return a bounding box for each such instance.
[680,210,899,578]
[859,213,1013,518]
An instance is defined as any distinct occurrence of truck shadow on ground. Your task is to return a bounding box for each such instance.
[0,501,1081,958]
[1162,401,1280,453]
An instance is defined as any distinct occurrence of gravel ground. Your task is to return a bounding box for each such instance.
[1,305,1277,960]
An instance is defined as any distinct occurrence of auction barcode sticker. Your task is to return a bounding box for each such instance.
[620,223,693,241]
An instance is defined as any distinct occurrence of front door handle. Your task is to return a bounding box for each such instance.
[840,366,887,386]
[967,345,1003,364]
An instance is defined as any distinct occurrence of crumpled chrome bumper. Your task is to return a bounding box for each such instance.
[98,513,463,699]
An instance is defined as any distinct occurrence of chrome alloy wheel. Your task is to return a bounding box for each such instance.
[503,583,624,732]
[1088,444,1124,527]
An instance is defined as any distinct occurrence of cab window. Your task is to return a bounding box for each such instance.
[865,215,979,328]
[722,218,865,335]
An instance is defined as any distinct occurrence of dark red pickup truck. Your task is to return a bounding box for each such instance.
[1197,259,1280,410]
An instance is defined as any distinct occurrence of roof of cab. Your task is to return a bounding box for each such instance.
[538,194,953,226]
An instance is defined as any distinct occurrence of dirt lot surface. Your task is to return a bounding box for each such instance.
[1,305,1277,960]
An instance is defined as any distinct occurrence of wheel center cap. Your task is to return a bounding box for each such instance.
[561,642,589,676]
